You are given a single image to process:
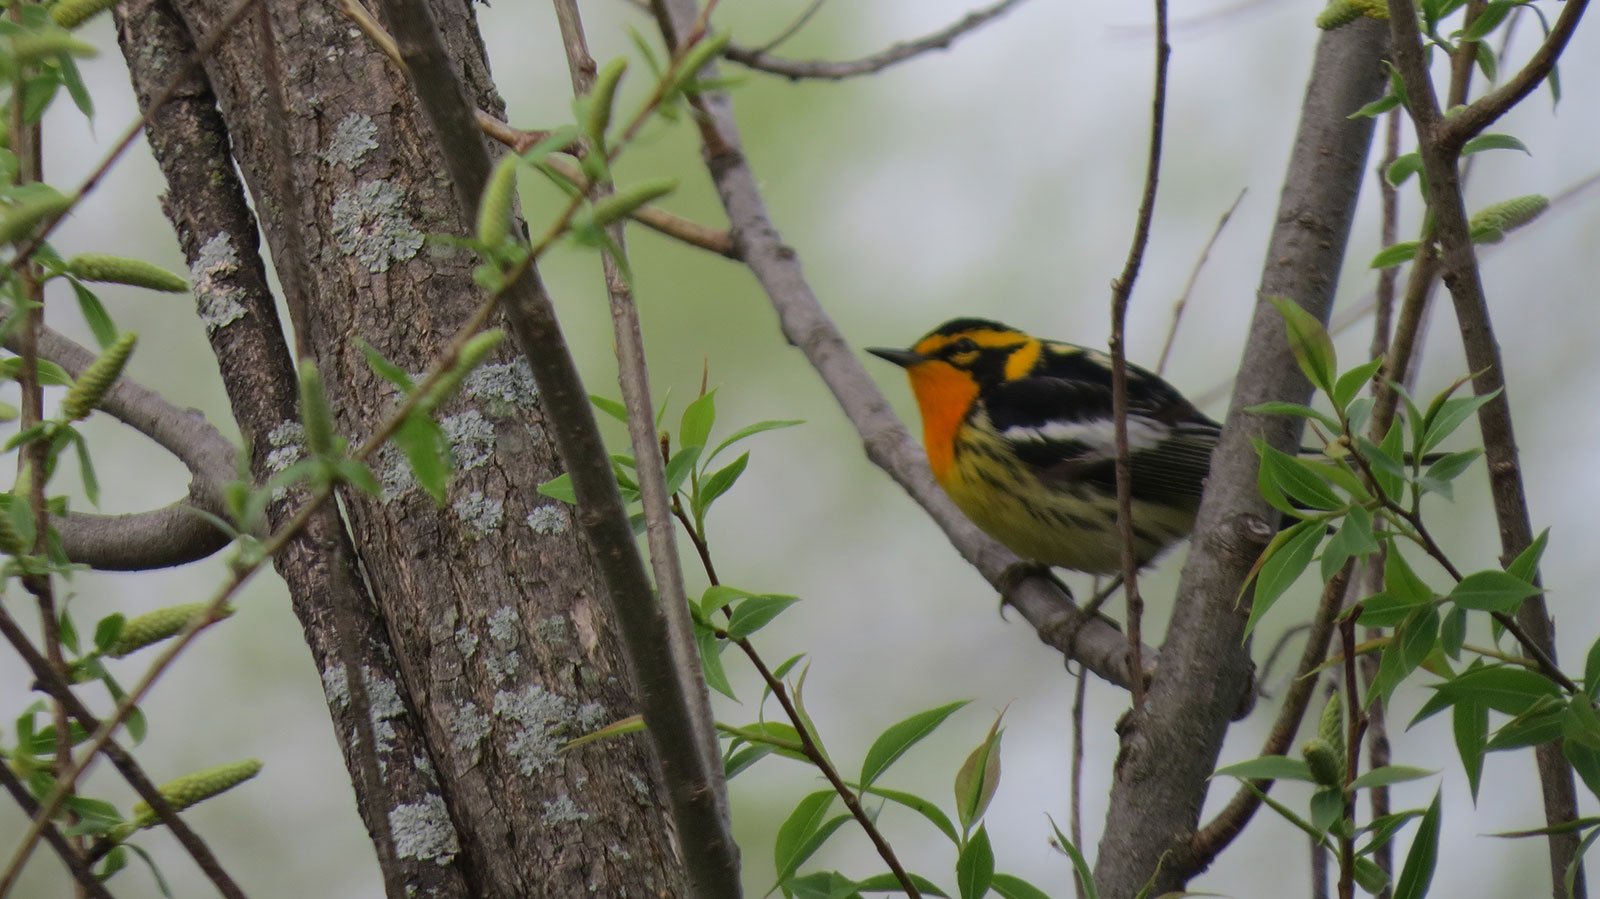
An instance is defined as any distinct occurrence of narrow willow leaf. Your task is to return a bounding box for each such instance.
[860,700,970,788]
[1212,755,1318,783]
[1244,519,1324,637]
[955,824,995,899]
[1391,790,1441,899]
[1267,295,1336,394]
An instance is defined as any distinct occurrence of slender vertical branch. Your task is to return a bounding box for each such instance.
[1107,0,1170,711]
[1338,611,1368,899]
[1386,3,1587,892]
[547,0,727,823]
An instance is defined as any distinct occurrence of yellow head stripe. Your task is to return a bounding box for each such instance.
[1003,337,1042,381]
[912,327,1029,358]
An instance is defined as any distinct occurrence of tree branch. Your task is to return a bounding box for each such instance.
[1093,20,1389,896]
[371,0,739,893]
[645,0,1153,691]
[0,761,113,899]
[3,324,235,569]
[1107,0,1171,711]
[1438,0,1589,149]
[724,0,1032,81]
[1386,3,1586,891]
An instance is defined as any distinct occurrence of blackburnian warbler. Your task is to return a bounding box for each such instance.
[868,318,1221,575]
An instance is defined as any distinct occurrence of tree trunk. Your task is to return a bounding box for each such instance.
[116,1,687,895]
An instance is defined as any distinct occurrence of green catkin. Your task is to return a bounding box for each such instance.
[0,190,72,245]
[107,603,235,658]
[420,329,506,414]
[1316,0,1387,28]
[61,332,136,421]
[585,58,629,147]
[66,253,188,292]
[51,0,123,30]
[297,360,336,456]
[475,155,520,250]
[1469,194,1549,240]
[589,178,677,228]
[128,759,263,829]
[10,32,97,66]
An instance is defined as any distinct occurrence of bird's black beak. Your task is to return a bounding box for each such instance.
[866,347,924,368]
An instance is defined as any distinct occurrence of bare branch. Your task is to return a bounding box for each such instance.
[724,0,1032,81]
[1107,0,1171,712]
[0,762,113,899]
[1094,21,1389,896]
[1158,188,1245,376]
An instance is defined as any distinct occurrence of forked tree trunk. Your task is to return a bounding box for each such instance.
[114,1,687,895]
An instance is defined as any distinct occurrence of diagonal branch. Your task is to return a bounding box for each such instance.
[1438,0,1589,149]
[724,0,1032,81]
[0,761,113,899]
[646,0,1153,691]
[3,324,235,569]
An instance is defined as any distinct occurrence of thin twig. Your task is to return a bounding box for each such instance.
[1070,668,1088,899]
[1157,187,1244,376]
[0,762,112,899]
[724,0,1032,81]
[1438,0,1589,149]
[670,500,924,896]
[1338,610,1367,899]
[753,0,829,53]
[1107,0,1169,711]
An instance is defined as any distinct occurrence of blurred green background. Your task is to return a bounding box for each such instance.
[3,1,1599,896]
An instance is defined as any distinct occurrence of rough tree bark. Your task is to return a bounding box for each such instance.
[115,1,687,895]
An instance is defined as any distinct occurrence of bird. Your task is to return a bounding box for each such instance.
[868,318,1222,575]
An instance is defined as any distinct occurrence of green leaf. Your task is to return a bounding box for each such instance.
[1046,815,1098,899]
[773,790,838,884]
[71,429,98,506]
[1433,665,1562,716]
[956,824,995,899]
[1333,358,1385,409]
[725,594,798,639]
[1244,519,1324,638]
[1462,0,1515,40]
[1417,448,1481,498]
[1385,152,1423,187]
[1267,296,1336,394]
[857,872,951,897]
[1352,857,1392,895]
[69,280,115,349]
[1448,569,1540,612]
[783,870,859,899]
[93,612,125,654]
[393,413,451,504]
[1245,401,1340,432]
[1212,755,1318,783]
[989,873,1051,899]
[1391,790,1441,899]
[663,445,701,495]
[679,390,716,451]
[1308,786,1344,835]
[1359,809,1426,858]
[1258,444,1344,511]
[1506,527,1549,584]
[1441,605,1467,659]
[857,783,960,846]
[955,713,1004,832]
[1422,388,1500,453]
[860,699,970,788]
[1485,702,1564,751]
[360,341,414,393]
[1321,505,1378,583]
[1385,547,1434,604]
[1350,91,1401,120]
[588,394,629,423]
[1350,765,1437,791]
[724,743,772,780]
[699,584,755,618]
[707,418,803,464]
[694,623,735,700]
[697,451,749,516]
[536,472,576,504]
[1370,240,1422,269]
[1570,740,1600,804]
[1564,697,1600,751]
[1462,133,1529,156]
[1369,605,1437,709]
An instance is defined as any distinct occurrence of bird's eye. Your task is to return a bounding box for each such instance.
[948,337,979,355]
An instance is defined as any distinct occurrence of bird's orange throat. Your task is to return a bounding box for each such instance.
[906,362,978,481]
